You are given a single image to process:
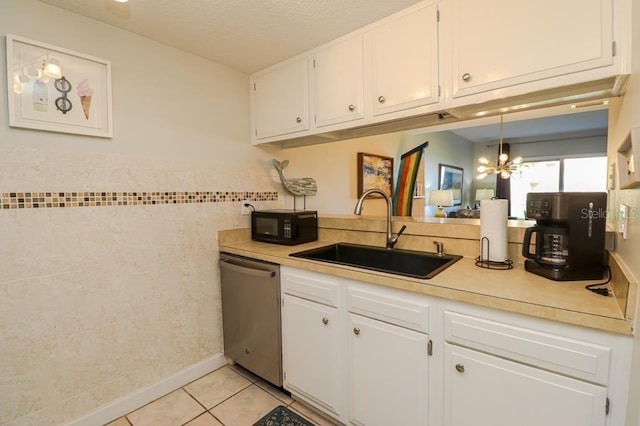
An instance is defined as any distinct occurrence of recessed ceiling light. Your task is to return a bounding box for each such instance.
[114,0,128,3]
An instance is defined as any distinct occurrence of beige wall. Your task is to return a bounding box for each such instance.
[402,130,474,215]
[0,1,281,424]
[277,132,405,216]
[278,129,474,218]
[283,120,607,221]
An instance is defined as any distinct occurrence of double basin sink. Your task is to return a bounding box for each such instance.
[290,242,461,279]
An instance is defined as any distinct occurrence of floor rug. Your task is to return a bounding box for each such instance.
[253,405,316,426]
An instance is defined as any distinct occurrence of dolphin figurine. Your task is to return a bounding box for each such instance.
[273,159,317,196]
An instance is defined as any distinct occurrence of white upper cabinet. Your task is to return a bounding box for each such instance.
[367,3,440,116]
[313,36,365,128]
[250,0,626,146]
[251,57,309,139]
[451,0,614,98]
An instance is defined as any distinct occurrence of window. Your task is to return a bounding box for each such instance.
[510,156,606,218]
[563,157,607,192]
[510,160,560,219]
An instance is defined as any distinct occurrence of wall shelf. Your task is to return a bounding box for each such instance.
[616,127,640,189]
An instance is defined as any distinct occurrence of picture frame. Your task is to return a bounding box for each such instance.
[6,34,113,138]
[357,152,394,198]
[438,164,463,205]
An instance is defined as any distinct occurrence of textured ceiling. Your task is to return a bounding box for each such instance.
[38,0,421,74]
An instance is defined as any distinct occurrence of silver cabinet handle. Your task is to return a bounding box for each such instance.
[353,327,361,335]
[377,96,385,103]
[348,104,355,111]
[455,363,465,373]
[462,73,471,82]
[296,117,302,123]
[218,259,276,278]
[322,317,329,325]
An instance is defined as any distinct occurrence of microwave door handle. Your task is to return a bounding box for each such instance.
[219,259,276,278]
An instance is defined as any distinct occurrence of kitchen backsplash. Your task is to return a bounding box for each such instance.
[1,190,278,209]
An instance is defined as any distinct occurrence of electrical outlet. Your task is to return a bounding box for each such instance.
[241,200,252,216]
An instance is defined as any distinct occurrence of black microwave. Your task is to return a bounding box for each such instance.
[251,210,318,245]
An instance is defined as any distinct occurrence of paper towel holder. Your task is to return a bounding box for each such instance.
[475,237,513,270]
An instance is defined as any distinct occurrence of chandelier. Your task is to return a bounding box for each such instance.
[477,115,523,179]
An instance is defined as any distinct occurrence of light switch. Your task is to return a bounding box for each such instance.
[619,204,629,240]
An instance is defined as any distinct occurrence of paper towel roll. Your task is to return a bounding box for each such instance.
[480,199,508,262]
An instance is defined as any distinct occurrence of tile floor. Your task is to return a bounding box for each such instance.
[106,364,340,426]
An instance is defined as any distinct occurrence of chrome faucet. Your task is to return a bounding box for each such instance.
[354,188,407,249]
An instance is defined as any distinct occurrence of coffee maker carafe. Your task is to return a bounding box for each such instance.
[522,192,607,281]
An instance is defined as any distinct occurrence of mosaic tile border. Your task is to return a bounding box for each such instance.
[1,191,278,209]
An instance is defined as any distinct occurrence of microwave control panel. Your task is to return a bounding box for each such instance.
[283,220,292,238]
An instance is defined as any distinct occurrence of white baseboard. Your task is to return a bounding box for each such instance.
[66,353,227,426]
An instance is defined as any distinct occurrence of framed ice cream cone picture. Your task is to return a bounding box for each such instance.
[6,34,112,138]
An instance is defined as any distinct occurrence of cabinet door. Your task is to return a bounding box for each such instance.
[452,0,613,98]
[314,36,364,127]
[282,295,343,416]
[252,58,309,139]
[444,344,607,426]
[348,314,429,426]
[368,4,439,116]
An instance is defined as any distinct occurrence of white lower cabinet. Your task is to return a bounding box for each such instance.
[281,267,431,425]
[444,343,607,426]
[282,294,343,416]
[348,313,429,426]
[280,266,632,426]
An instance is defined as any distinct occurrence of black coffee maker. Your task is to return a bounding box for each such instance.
[522,192,607,281]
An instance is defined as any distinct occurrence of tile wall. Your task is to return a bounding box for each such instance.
[0,147,282,425]
[1,191,277,210]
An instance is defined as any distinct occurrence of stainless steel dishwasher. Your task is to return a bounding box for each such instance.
[219,253,282,387]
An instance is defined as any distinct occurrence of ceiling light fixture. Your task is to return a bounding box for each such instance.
[476,115,523,180]
[113,0,129,3]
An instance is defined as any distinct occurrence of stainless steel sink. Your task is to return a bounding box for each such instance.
[290,243,462,279]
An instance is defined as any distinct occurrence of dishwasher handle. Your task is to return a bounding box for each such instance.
[219,258,276,278]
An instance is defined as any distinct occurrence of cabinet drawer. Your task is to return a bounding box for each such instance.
[281,267,340,307]
[444,311,610,385]
[347,284,429,333]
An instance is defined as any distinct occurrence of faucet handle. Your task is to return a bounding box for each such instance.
[388,225,407,249]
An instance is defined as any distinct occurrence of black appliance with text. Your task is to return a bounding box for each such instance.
[522,192,607,281]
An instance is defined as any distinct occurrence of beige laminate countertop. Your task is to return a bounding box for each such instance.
[219,238,633,335]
